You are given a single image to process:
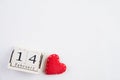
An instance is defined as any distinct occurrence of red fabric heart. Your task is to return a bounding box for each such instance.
[45,54,66,75]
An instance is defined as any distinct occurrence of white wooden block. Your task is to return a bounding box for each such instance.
[8,47,44,74]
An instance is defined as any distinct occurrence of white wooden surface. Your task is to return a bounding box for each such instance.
[0,0,120,80]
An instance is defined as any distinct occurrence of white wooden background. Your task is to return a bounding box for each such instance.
[0,0,120,80]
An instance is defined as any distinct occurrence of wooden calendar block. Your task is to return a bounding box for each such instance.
[8,47,44,74]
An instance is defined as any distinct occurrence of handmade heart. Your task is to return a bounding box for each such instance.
[45,54,66,75]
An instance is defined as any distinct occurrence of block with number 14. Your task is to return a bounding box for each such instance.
[8,47,45,74]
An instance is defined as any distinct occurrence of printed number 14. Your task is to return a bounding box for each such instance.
[17,52,36,64]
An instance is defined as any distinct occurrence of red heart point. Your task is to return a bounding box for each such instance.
[45,54,67,75]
